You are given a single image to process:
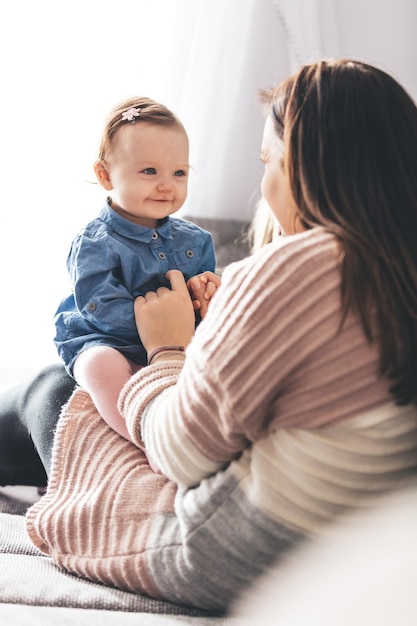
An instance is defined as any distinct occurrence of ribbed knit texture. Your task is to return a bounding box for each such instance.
[26,228,417,611]
[120,228,405,485]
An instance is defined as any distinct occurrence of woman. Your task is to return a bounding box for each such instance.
[4,59,417,611]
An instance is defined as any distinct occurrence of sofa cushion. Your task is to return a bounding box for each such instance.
[183,216,251,272]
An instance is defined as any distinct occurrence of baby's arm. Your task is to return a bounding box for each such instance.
[187,272,221,319]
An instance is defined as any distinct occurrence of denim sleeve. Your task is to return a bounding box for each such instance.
[196,231,217,274]
[67,234,136,338]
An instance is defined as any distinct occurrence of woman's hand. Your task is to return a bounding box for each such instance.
[134,270,196,356]
[187,271,221,319]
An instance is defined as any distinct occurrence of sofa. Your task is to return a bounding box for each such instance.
[0,217,251,626]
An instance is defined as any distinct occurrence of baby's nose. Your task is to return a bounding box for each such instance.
[156,176,172,191]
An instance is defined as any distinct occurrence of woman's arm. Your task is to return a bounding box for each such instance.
[122,267,256,486]
[121,231,348,487]
[122,269,242,485]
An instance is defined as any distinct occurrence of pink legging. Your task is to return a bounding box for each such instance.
[73,346,142,442]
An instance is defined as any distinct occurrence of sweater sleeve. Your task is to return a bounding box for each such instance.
[120,230,349,486]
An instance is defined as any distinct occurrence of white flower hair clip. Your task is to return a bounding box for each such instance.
[121,107,141,123]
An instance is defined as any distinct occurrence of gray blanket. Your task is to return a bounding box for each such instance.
[0,487,230,624]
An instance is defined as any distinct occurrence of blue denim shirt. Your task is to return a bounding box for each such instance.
[54,202,216,375]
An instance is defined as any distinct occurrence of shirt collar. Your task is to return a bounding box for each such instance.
[99,201,173,242]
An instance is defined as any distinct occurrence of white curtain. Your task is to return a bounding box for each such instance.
[272,0,339,70]
[166,0,290,221]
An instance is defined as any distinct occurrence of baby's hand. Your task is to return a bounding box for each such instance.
[187,272,221,319]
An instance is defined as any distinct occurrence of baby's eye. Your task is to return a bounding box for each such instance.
[142,167,157,175]
[174,169,187,177]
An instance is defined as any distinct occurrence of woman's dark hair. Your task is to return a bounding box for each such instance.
[261,59,417,405]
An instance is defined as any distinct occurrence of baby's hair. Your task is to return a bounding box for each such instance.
[97,97,186,161]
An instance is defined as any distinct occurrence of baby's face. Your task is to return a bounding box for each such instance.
[102,122,189,228]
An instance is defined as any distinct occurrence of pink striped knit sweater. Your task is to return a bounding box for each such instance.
[26,228,417,611]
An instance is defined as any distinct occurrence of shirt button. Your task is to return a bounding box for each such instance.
[158,252,166,260]
[87,302,97,312]
[186,249,194,258]
[152,232,159,240]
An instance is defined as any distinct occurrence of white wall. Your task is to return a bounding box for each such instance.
[274,0,417,99]
[332,0,417,99]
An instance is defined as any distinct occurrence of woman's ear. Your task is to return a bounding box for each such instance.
[94,160,113,190]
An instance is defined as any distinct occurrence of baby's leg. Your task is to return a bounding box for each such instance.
[73,346,141,442]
